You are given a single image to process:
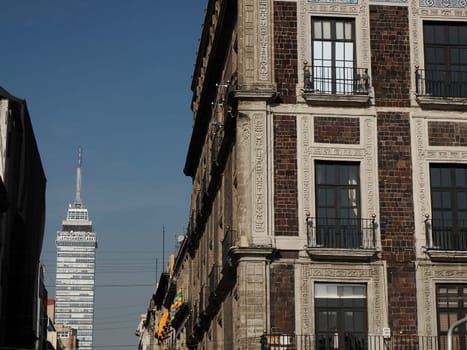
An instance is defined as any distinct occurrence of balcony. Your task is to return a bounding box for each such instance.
[305,217,378,261]
[424,218,467,261]
[302,64,371,106]
[260,334,443,350]
[415,67,467,110]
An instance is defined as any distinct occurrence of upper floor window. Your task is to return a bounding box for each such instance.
[313,162,363,248]
[427,164,467,250]
[417,22,467,98]
[310,18,355,95]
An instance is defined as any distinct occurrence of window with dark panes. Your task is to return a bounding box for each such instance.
[423,22,467,97]
[315,162,360,248]
[437,284,467,350]
[430,164,467,250]
[312,18,355,94]
[315,283,367,350]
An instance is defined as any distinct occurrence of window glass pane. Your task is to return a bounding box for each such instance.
[314,42,323,60]
[344,42,354,62]
[443,192,452,209]
[423,24,434,43]
[336,22,343,40]
[460,26,467,42]
[348,164,358,184]
[458,193,467,210]
[440,168,451,187]
[449,25,459,44]
[314,21,322,39]
[434,27,444,44]
[440,313,450,331]
[316,163,325,184]
[344,311,354,331]
[456,168,467,187]
[322,41,332,61]
[323,21,331,39]
[335,42,344,62]
[345,22,353,40]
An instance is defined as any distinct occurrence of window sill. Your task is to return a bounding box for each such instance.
[305,247,378,262]
[425,248,467,262]
[303,91,371,107]
[416,95,467,111]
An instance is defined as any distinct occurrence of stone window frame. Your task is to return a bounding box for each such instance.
[297,114,380,257]
[296,0,372,105]
[410,6,467,110]
[295,263,388,338]
[411,115,467,261]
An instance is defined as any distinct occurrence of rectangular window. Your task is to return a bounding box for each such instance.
[430,164,467,250]
[423,22,467,97]
[315,283,367,350]
[437,284,467,350]
[315,161,361,248]
[312,18,355,94]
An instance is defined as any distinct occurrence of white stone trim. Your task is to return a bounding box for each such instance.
[296,0,372,99]
[297,114,380,246]
[411,115,467,259]
[298,262,388,336]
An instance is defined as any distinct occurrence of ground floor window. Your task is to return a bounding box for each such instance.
[315,283,367,350]
[437,284,467,350]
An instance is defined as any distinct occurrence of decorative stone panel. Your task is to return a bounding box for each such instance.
[238,0,275,89]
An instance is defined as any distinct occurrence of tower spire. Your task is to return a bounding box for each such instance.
[75,146,82,206]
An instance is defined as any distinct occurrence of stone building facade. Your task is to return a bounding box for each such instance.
[154,0,467,349]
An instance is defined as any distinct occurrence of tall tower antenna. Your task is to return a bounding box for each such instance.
[75,146,83,206]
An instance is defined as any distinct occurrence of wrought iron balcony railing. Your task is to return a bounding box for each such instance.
[416,67,467,98]
[306,217,377,249]
[260,334,443,350]
[303,64,370,95]
[425,218,467,251]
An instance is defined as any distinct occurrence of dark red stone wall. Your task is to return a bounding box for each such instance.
[377,112,417,334]
[274,115,298,236]
[314,117,360,144]
[370,6,411,107]
[270,264,295,333]
[274,1,298,104]
[428,121,467,146]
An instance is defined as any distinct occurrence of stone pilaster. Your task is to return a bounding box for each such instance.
[232,248,273,349]
[237,0,275,90]
[236,101,274,247]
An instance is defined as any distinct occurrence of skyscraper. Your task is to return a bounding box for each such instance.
[55,148,97,350]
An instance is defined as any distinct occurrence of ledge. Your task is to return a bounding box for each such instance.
[305,247,379,262]
[416,96,467,111]
[229,246,275,259]
[425,248,467,262]
[231,89,277,101]
[303,91,371,107]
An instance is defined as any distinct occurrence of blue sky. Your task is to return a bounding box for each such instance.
[1,1,205,348]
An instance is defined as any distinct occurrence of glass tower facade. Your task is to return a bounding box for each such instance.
[55,148,97,350]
